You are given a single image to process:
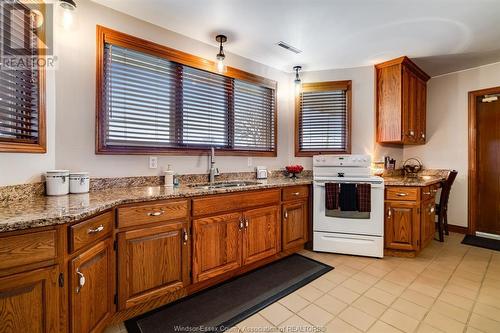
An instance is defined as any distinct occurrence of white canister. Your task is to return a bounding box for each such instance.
[69,172,90,194]
[46,170,70,196]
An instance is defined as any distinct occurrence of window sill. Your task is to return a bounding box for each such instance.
[0,141,46,153]
[295,150,350,157]
[96,146,277,157]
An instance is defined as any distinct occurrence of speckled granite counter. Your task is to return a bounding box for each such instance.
[383,175,444,187]
[0,178,312,233]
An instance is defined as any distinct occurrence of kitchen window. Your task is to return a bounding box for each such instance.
[0,1,46,153]
[96,26,277,156]
[295,81,351,156]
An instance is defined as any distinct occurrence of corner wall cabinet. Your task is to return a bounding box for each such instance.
[376,56,430,145]
[0,185,310,332]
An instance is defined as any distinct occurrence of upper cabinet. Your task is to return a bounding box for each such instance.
[376,56,430,145]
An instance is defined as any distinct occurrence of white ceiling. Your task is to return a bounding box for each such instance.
[91,0,500,76]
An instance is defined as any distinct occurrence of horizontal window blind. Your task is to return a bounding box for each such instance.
[0,1,40,144]
[234,80,275,151]
[104,44,176,147]
[299,89,348,152]
[102,40,276,153]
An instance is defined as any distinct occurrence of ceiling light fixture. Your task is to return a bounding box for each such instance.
[58,0,77,30]
[294,66,302,94]
[215,34,227,74]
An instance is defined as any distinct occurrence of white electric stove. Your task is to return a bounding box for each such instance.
[313,155,384,258]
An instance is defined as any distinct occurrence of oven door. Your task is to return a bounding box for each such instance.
[313,180,384,236]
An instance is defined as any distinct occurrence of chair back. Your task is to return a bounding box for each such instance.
[439,170,458,209]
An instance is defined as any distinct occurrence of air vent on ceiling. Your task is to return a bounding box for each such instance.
[277,41,302,54]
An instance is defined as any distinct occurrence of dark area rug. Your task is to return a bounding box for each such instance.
[462,235,500,251]
[125,254,332,333]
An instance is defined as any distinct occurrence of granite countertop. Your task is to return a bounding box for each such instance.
[0,178,312,233]
[383,175,444,187]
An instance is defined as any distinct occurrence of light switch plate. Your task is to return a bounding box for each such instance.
[149,156,158,169]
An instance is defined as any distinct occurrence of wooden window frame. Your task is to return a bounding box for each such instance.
[0,1,46,153]
[295,80,352,157]
[96,26,278,157]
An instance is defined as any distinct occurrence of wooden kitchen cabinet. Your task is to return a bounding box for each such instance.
[70,239,114,333]
[117,221,190,309]
[242,206,280,265]
[0,265,60,333]
[282,200,308,251]
[384,201,420,251]
[384,184,439,256]
[192,212,242,283]
[376,56,430,145]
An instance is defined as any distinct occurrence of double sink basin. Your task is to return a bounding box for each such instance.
[188,181,262,190]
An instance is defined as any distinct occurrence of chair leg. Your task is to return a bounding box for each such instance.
[437,214,444,242]
[444,210,449,236]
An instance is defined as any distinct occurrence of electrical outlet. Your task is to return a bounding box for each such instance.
[149,156,158,169]
[247,157,253,167]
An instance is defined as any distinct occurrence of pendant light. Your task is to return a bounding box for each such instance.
[294,66,302,94]
[58,0,77,30]
[215,34,227,74]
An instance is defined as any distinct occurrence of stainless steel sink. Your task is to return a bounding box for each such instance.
[188,181,262,190]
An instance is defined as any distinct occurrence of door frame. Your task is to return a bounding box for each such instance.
[468,86,500,234]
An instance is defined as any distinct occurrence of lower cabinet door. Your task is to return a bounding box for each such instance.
[282,201,308,250]
[0,266,60,333]
[118,221,190,309]
[384,201,420,251]
[420,199,436,247]
[70,239,114,333]
[192,212,242,283]
[243,205,280,265]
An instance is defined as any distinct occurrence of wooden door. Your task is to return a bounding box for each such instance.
[416,78,427,143]
[118,221,190,309]
[282,201,308,250]
[402,67,418,144]
[384,201,420,250]
[242,205,280,265]
[420,199,436,248]
[192,212,242,283]
[477,96,500,234]
[70,240,114,333]
[0,266,59,333]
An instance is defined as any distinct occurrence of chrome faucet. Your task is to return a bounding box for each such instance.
[209,147,220,184]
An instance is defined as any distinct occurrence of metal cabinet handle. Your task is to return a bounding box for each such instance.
[409,130,415,136]
[396,193,408,197]
[423,192,431,195]
[387,208,392,218]
[421,133,425,139]
[183,229,188,244]
[147,211,164,217]
[284,210,288,219]
[245,218,249,229]
[292,192,300,196]
[431,189,438,193]
[430,207,435,213]
[238,217,244,230]
[76,269,85,293]
[87,224,104,234]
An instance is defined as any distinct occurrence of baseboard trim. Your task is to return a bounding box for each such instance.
[435,223,468,234]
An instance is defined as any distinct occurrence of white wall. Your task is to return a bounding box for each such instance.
[404,61,500,227]
[299,67,404,166]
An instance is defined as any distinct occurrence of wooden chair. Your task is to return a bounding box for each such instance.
[436,170,458,242]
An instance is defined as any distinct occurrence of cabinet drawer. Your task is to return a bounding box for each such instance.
[422,184,440,201]
[283,186,309,201]
[69,211,113,253]
[192,189,280,217]
[386,187,419,201]
[0,230,57,271]
[118,200,188,228]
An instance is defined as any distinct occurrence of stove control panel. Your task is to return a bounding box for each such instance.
[313,155,371,167]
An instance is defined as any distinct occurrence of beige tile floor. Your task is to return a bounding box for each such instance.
[105,233,500,333]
